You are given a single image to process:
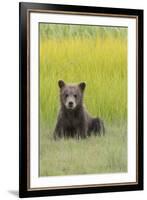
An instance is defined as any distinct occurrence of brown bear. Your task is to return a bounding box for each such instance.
[53,80,105,139]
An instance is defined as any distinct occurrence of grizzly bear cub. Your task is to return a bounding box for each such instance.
[53,80,105,139]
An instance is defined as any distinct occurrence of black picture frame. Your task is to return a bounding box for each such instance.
[19,2,143,198]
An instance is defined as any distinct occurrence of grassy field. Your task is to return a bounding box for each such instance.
[39,24,128,176]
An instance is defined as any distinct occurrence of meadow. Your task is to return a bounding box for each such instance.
[39,24,128,176]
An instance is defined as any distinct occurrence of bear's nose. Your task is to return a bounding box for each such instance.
[69,101,73,107]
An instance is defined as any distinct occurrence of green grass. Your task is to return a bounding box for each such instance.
[39,24,128,176]
[40,123,127,176]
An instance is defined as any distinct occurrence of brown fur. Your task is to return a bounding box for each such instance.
[53,80,105,139]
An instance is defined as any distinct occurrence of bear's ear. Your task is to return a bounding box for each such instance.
[58,80,65,89]
[79,82,86,91]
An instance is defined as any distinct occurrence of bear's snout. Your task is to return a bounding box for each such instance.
[65,96,76,110]
[68,101,73,107]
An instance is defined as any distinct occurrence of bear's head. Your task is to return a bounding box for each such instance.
[58,80,86,110]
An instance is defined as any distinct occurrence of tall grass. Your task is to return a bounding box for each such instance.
[39,24,128,176]
[40,24,127,40]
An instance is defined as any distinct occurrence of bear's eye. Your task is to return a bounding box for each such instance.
[65,94,68,98]
[74,94,77,98]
